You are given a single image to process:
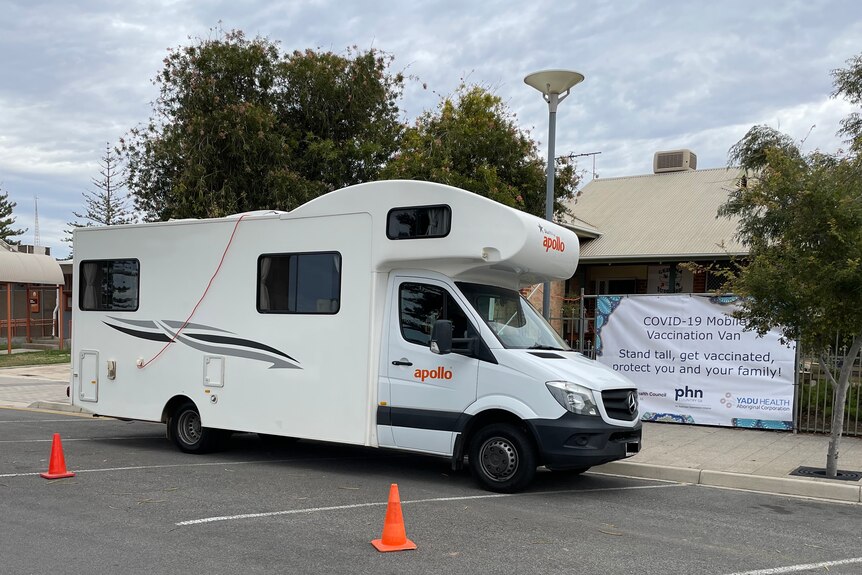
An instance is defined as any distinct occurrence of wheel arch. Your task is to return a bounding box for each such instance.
[162,395,195,424]
[452,407,541,469]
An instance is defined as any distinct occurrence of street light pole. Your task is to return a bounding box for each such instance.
[524,69,584,319]
[544,92,559,230]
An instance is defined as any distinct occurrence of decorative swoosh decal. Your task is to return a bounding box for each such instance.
[184,333,297,363]
[106,323,172,343]
[161,320,233,333]
[103,317,301,369]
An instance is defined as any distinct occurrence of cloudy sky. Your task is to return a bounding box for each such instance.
[1,0,860,258]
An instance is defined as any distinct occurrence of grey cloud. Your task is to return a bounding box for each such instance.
[1,0,860,258]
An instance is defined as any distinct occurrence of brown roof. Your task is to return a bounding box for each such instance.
[562,167,746,262]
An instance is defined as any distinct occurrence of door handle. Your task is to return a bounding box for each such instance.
[392,360,413,366]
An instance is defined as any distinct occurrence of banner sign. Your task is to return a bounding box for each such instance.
[594,295,796,429]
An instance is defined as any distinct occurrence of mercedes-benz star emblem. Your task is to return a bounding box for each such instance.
[627,391,638,415]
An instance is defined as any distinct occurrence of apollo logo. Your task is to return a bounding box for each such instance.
[414,367,453,382]
[543,235,565,253]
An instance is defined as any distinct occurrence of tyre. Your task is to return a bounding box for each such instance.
[168,401,222,454]
[468,423,537,493]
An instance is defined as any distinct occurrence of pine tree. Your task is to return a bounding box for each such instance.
[0,186,27,245]
[65,143,137,252]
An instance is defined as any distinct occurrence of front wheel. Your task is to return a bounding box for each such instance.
[168,401,223,454]
[468,423,537,493]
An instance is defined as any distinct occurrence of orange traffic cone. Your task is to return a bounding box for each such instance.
[371,483,417,552]
[40,433,75,480]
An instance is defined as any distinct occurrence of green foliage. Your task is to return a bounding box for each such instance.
[721,53,862,473]
[833,53,862,152]
[381,84,579,218]
[123,29,404,221]
[719,126,862,351]
[280,48,404,199]
[0,187,26,244]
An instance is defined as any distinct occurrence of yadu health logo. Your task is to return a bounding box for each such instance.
[414,367,453,382]
[721,392,791,412]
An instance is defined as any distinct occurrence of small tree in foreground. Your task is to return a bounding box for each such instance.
[719,55,862,477]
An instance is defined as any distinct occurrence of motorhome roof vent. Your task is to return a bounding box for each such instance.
[653,149,697,173]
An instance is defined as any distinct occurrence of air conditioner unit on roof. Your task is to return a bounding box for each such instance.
[654,149,697,173]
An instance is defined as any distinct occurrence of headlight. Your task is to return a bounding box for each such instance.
[545,381,599,416]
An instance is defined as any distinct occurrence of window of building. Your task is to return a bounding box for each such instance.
[79,259,140,311]
[258,252,341,314]
[594,278,638,295]
[399,282,477,346]
[386,205,451,239]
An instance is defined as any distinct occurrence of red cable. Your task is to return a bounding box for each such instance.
[138,214,246,369]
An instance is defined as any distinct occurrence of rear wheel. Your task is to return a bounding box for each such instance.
[168,401,223,454]
[468,423,537,493]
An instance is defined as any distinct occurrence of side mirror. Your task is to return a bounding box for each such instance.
[430,319,453,355]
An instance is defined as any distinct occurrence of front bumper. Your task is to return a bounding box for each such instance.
[527,412,642,469]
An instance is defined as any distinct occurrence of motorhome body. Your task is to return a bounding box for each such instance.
[71,180,641,492]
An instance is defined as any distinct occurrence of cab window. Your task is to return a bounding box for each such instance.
[399,283,477,347]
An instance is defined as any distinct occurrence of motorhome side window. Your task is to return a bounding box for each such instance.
[79,259,140,311]
[258,252,341,314]
[387,205,451,239]
[399,283,477,347]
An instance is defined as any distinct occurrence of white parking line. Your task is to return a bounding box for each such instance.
[0,418,106,423]
[0,458,305,478]
[0,436,164,444]
[0,453,403,478]
[723,556,862,574]
[176,483,685,526]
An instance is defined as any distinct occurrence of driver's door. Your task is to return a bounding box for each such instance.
[383,278,479,454]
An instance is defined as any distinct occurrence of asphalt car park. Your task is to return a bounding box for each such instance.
[2,407,861,575]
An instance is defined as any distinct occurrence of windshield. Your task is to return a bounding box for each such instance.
[456,282,570,350]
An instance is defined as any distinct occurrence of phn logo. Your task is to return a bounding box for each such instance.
[674,385,703,401]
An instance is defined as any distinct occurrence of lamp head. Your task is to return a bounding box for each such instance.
[524,69,584,96]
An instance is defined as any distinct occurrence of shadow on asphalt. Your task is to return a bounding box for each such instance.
[83,428,637,493]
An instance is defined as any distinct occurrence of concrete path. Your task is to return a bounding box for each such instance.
[2,362,861,502]
[0,363,72,410]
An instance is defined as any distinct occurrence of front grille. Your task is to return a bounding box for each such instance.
[609,429,641,443]
[602,388,639,421]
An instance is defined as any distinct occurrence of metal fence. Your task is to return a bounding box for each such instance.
[796,344,862,437]
[547,293,861,438]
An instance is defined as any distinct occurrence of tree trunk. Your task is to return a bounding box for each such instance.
[826,333,862,477]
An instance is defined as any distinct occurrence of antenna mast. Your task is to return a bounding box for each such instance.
[562,151,602,179]
[34,195,41,246]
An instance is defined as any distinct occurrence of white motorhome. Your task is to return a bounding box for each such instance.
[71,180,640,492]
